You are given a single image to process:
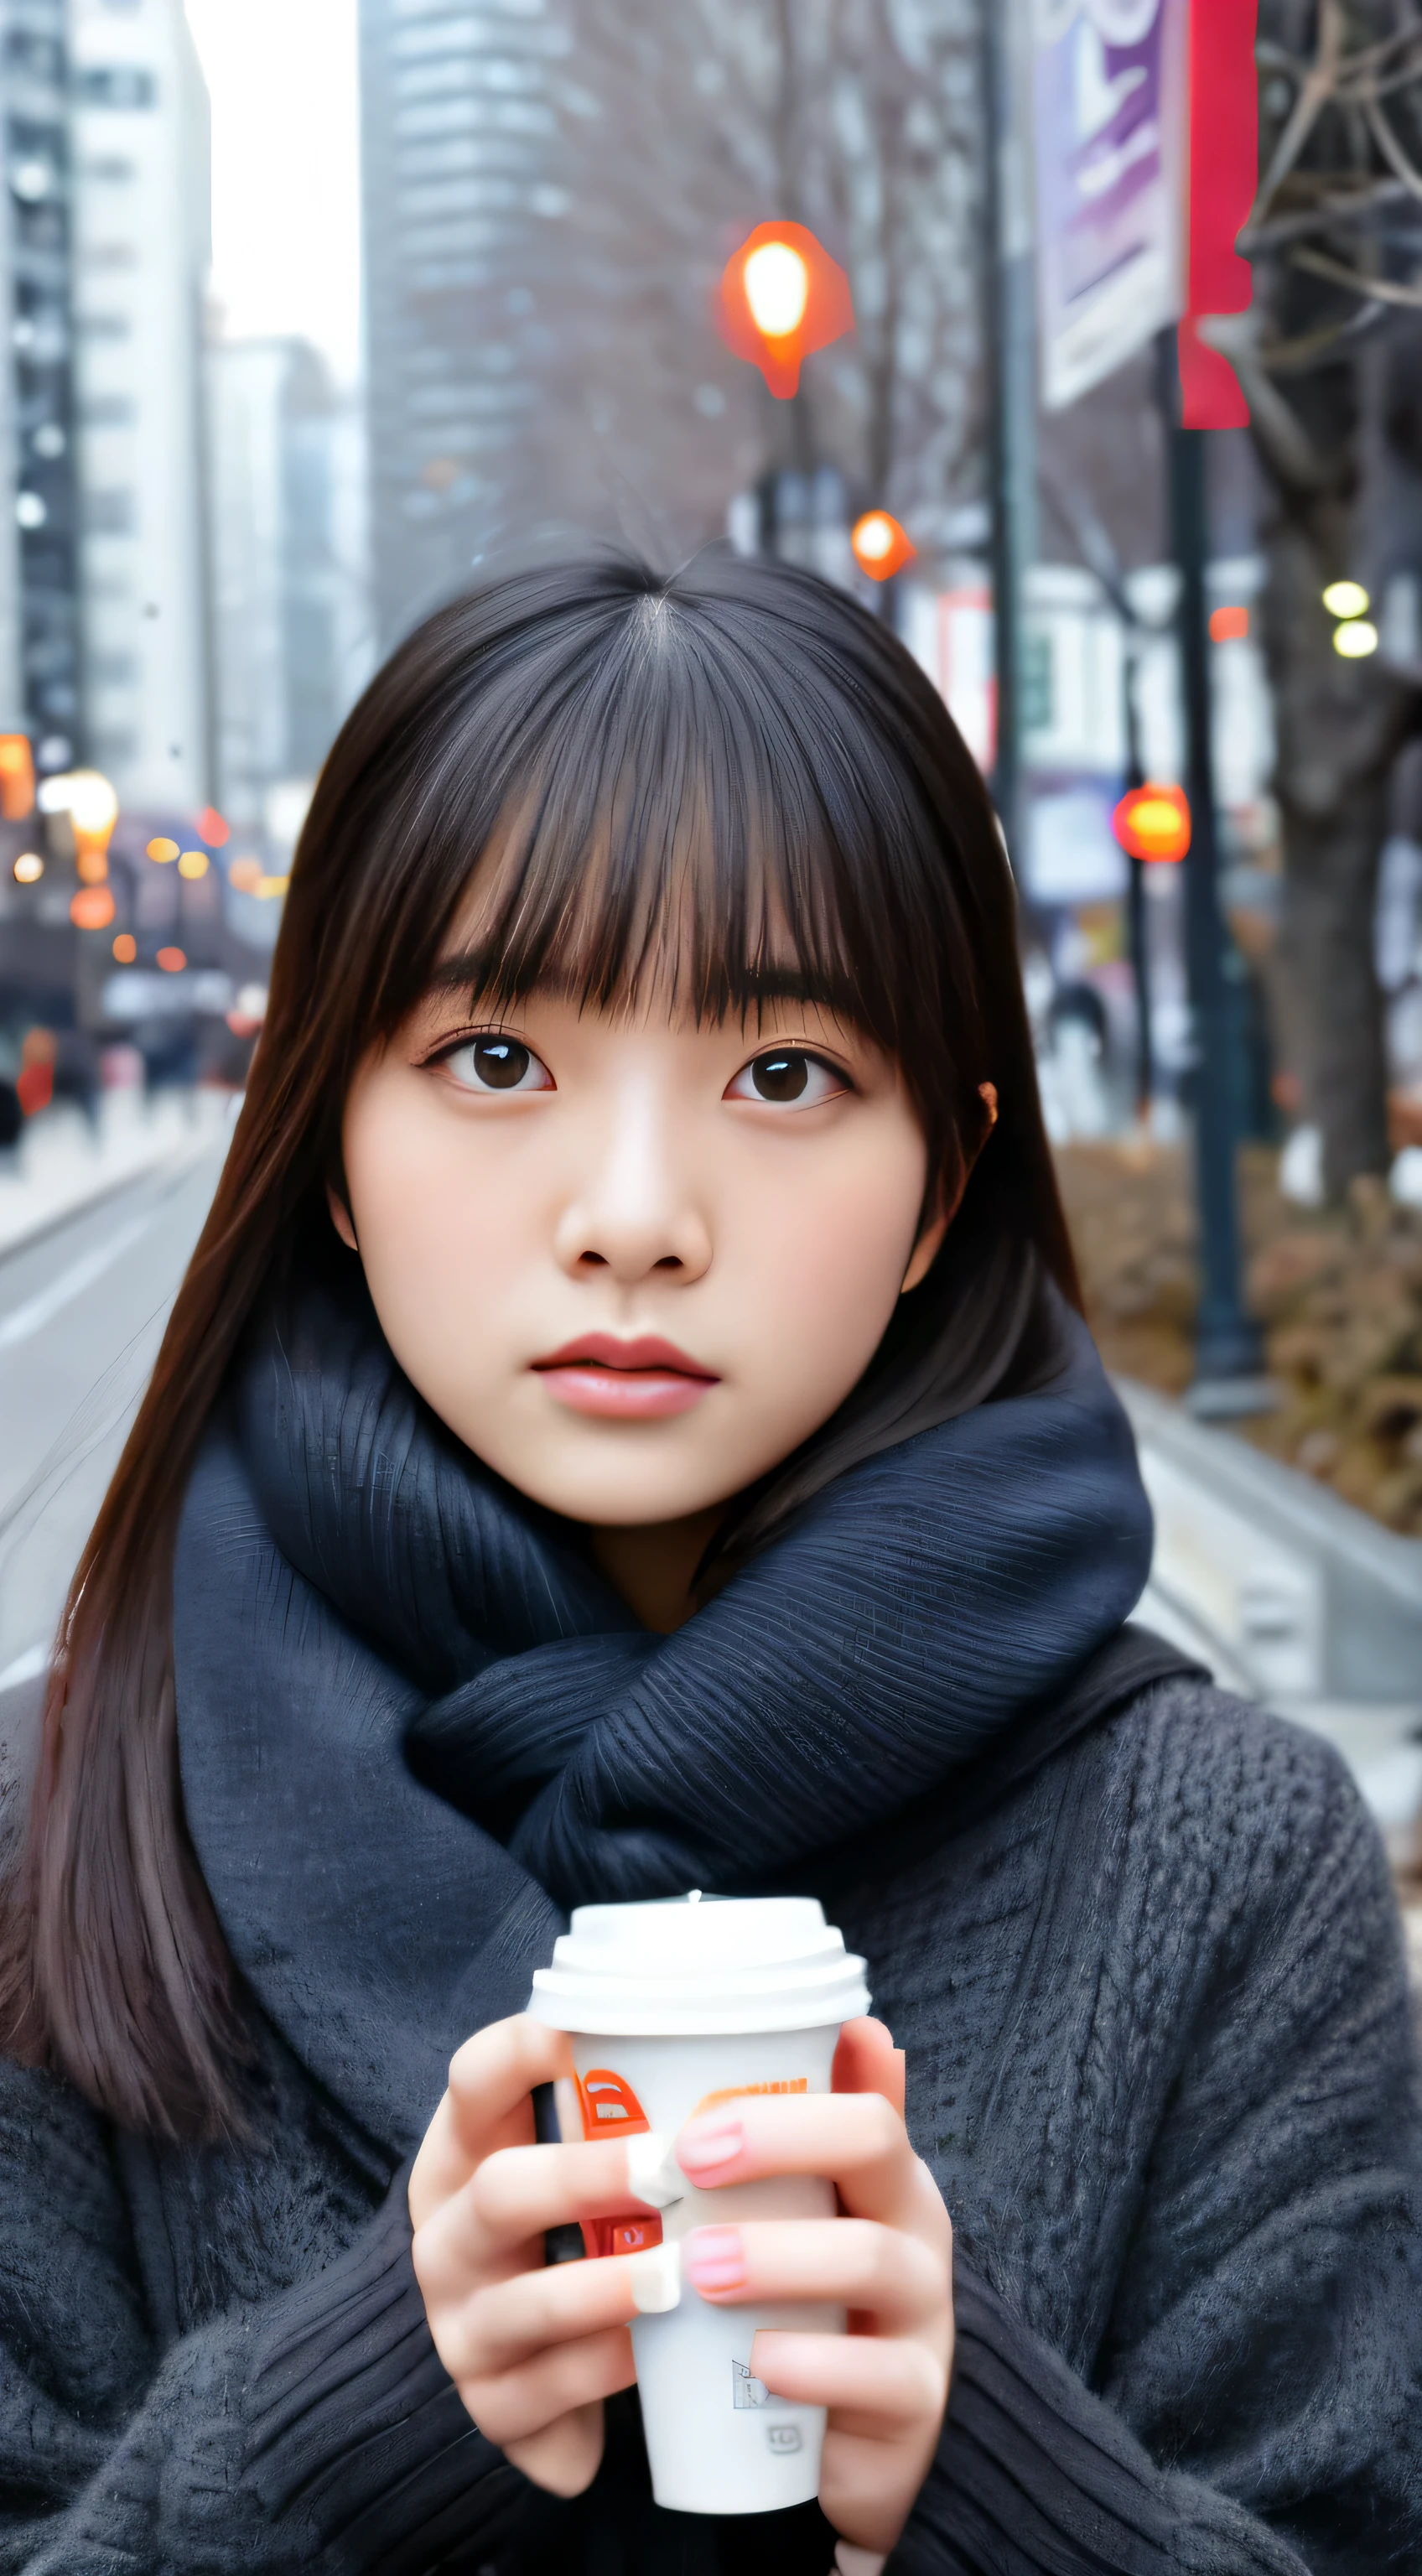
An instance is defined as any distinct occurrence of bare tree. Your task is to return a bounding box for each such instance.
[1212,0,1422,1197]
[497,0,985,560]
[692,0,986,529]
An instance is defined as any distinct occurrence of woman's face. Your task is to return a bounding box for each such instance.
[336,892,946,1533]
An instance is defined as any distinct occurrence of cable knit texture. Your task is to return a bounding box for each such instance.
[0,1269,1414,2569]
[0,1673,1415,2569]
[228,1255,1154,1911]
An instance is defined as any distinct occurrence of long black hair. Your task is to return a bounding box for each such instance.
[1,549,1079,2137]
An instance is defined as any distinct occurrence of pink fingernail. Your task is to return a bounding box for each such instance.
[685,2225,747,2292]
[677,2117,745,2172]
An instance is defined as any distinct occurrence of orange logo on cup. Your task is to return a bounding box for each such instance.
[584,2214,663,2259]
[688,2078,807,2120]
[577,2068,651,2138]
[575,2072,661,2262]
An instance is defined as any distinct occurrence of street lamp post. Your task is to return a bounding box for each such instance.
[1159,341,1267,1408]
[982,0,1037,872]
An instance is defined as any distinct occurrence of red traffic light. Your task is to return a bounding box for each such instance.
[717,221,854,399]
[1113,782,1191,864]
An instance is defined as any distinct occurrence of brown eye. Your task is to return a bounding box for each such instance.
[472,1038,530,1088]
[725,1049,849,1107]
[751,1051,809,1102]
[443,1035,553,1094]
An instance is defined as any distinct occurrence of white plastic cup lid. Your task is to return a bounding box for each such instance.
[527,1893,870,2035]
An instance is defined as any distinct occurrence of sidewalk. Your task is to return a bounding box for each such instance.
[0,1089,235,1259]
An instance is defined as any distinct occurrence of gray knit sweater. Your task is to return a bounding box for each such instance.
[0,1661,1415,2573]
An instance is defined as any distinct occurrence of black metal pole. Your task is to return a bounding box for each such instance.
[1157,335,1265,1404]
[1126,852,1153,1119]
[1119,652,1152,1119]
[983,0,1036,871]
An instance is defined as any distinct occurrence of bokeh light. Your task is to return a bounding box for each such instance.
[147,837,179,864]
[1113,782,1191,864]
[1209,605,1248,641]
[743,242,809,339]
[0,735,35,820]
[198,807,231,847]
[1333,619,1378,659]
[1322,579,1369,620]
[70,886,116,931]
[228,854,262,892]
[850,511,916,580]
[178,849,210,879]
[12,850,42,883]
[112,932,137,962]
[156,945,187,973]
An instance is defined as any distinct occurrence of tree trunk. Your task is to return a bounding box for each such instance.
[1253,383,1416,1198]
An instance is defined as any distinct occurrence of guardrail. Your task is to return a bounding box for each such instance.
[1118,1377,1422,1851]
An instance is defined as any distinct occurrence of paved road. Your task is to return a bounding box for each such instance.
[0,1140,227,1696]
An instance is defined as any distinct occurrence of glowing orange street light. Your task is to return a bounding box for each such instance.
[1113,782,1191,865]
[0,735,34,819]
[851,511,916,582]
[718,221,854,399]
[40,769,119,881]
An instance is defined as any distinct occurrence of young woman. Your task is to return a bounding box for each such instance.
[0,553,1416,2576]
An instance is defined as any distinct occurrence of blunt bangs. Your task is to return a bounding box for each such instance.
[314,552,1003,1197]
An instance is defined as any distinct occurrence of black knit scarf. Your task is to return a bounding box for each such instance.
[174,1258,1153,2156]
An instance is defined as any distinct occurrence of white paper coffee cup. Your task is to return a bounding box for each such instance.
[527,1893,870,2516]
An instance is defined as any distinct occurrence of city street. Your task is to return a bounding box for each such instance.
[0,1139,226,1753]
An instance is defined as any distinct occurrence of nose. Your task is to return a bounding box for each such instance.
[553,1084,712,1287]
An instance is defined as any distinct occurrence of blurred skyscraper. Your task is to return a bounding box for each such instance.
[207,336,371,834]
[357,0,570,649]
[69,0,212,811]
[0,0,81,766]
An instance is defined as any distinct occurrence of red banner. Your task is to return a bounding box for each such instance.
[1179,0,1258,428]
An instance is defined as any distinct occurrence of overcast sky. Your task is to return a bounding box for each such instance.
[184,0,362,387]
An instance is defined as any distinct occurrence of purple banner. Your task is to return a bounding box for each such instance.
[1033,0,1187,410]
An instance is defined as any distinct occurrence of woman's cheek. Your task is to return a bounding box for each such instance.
[739,1147,924,1413]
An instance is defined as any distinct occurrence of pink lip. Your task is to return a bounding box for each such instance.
[531,1333,720,1421]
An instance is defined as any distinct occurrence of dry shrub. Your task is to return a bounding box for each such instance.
[1055,1140,1422,1535]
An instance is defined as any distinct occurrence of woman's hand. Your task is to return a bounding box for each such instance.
[677,2018,953,2561]
[409,2016,657,2498]
[408,2012,952,2553]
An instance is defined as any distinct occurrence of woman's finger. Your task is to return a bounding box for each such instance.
[459,2323,637,2450]
[503,2402,606,2501]
[432,2239,678,2380]
[410,2016,573,2223]
[414,2133,678,2291]
[676,2090,936,2231]
[750,2326,947,2428]
[833,2016,906,2115]
[682,2219,942,2330]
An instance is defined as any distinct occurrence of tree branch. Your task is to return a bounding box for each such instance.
[1365,94,1422,197]
[1291,242,1422,303]
[1253,0,1347,221]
